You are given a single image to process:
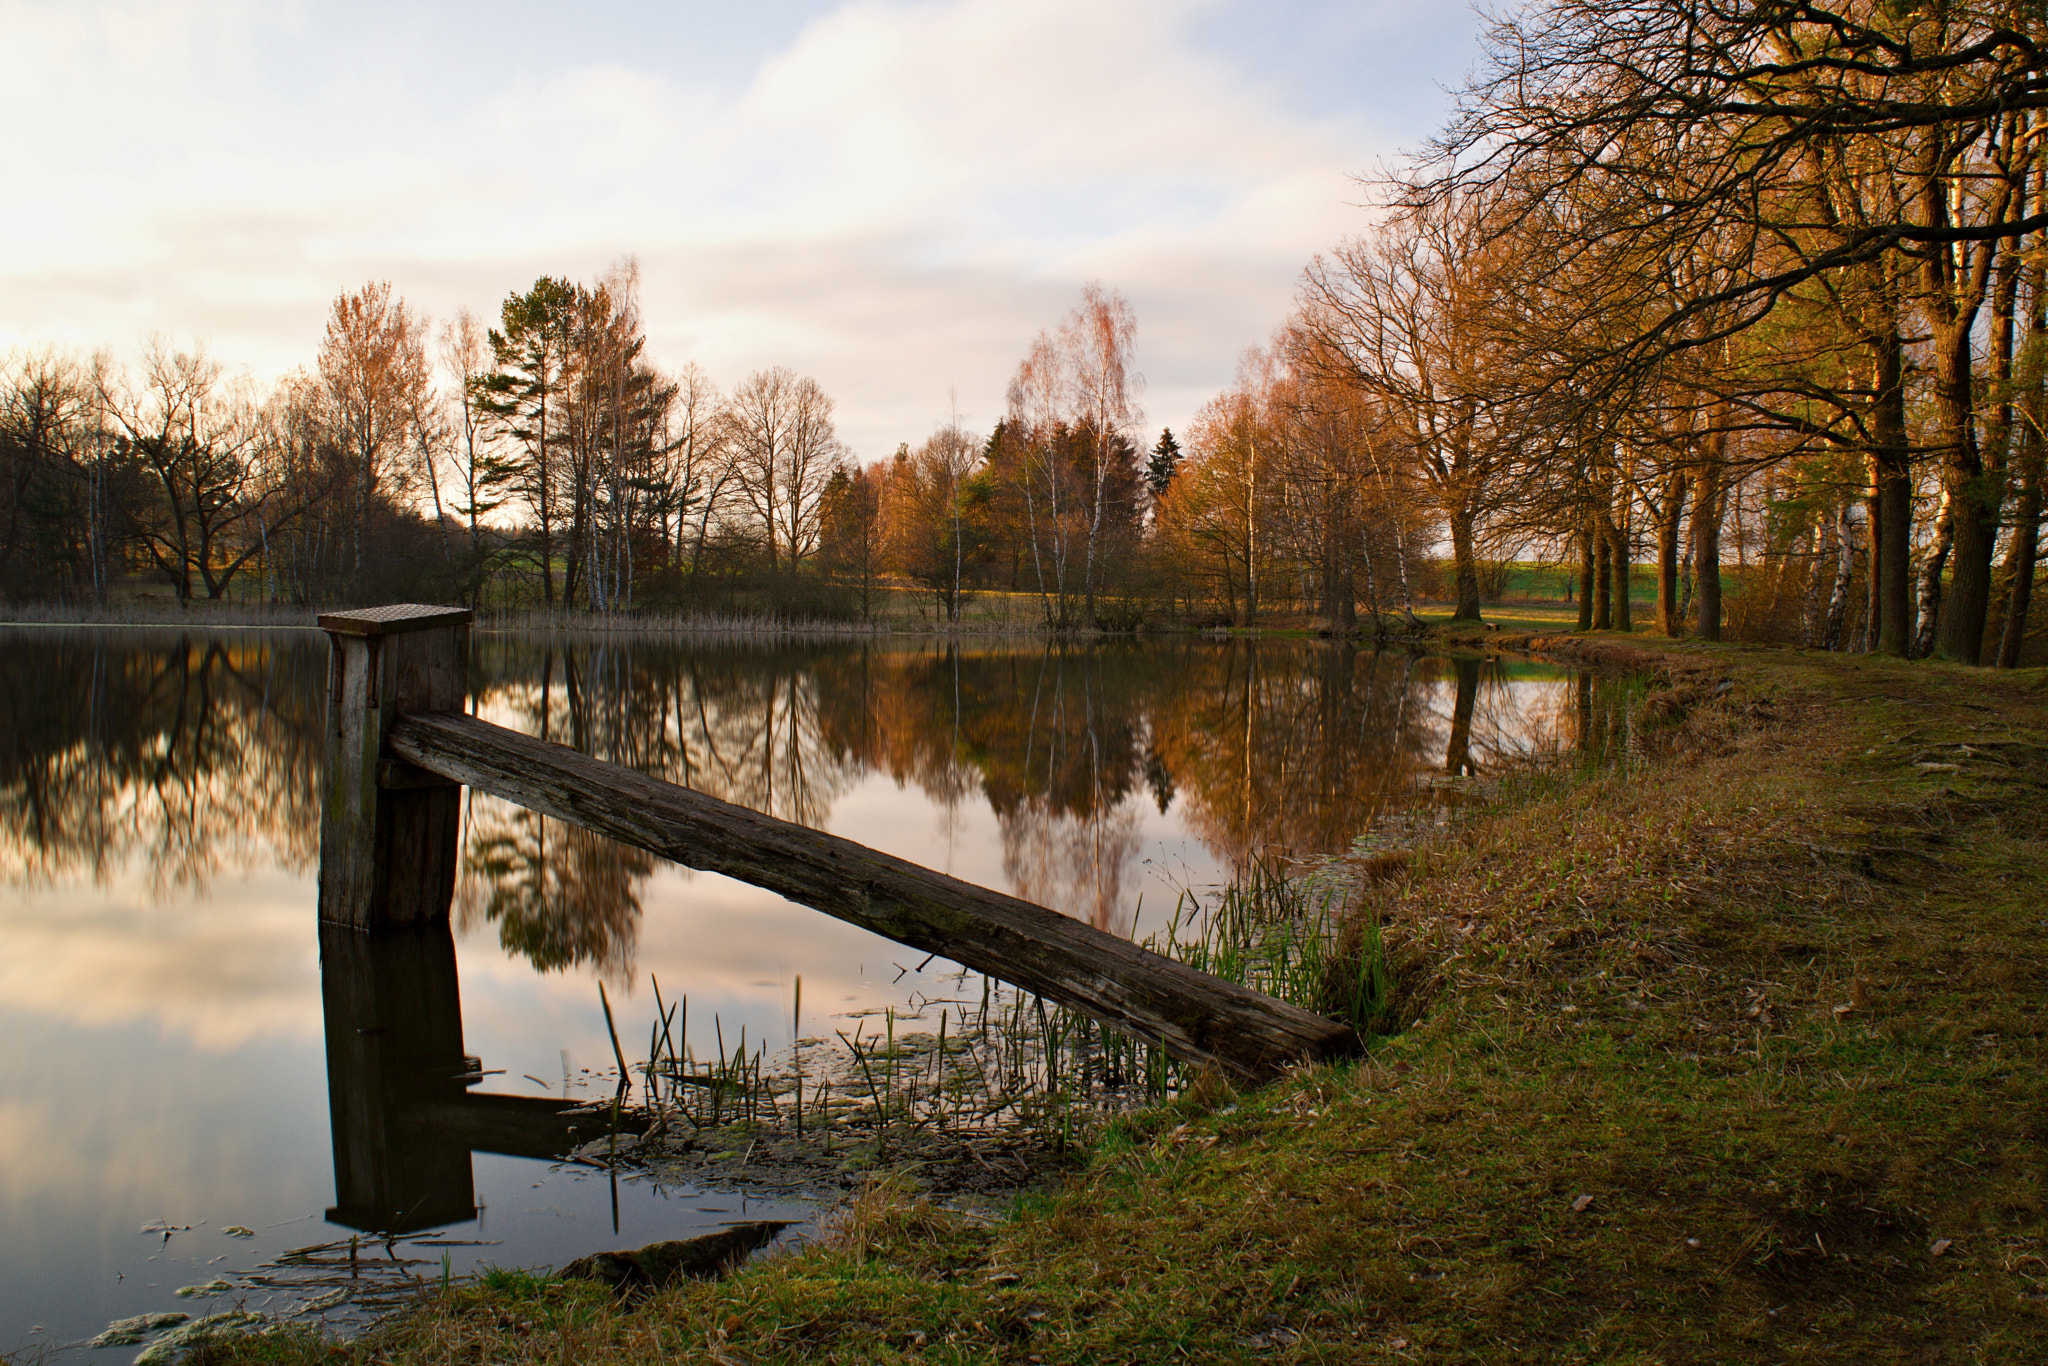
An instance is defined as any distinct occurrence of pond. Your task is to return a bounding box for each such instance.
[0,627,1629,1358]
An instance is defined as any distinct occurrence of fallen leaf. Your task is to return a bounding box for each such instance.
[1930,1239,1953,1257]
[1571,1194,1595,1213]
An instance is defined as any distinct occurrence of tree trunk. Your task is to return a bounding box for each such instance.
[1998,222,2046,668]
[1998,415,2044,668]
[387,709,1358,1084]
[1692,453,1724,642]
[1593,516,1612,630]
[1656,470,1686,635]
[1576,525,1595,632]
[1912,488,1954,660]
[1927,209,2015,664]
[1821,503,1857,651]
[1870,319,1913,656]
[1448,503,1482,621]
[1609,512,1632,633]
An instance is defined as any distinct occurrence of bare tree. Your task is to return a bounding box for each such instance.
[439,309,517,604]
[103,341,266,600]
[728,367,845,574]
[1305,193,1521,621]
[1060,283,1144,615]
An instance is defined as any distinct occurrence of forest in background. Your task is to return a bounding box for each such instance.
[2,1,2044,665]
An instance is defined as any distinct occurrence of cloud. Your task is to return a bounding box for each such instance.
[0,0,1476,454]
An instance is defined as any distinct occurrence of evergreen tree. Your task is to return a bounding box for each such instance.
[1145,427,1182,502]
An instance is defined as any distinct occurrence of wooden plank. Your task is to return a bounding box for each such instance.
[318,605,471,929]
[388,709,1360,1084]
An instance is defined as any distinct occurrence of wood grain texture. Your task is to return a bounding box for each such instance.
[318,617,469,929]
[388,709,1359,1084]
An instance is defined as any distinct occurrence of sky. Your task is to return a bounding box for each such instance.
[0,0,1488,460]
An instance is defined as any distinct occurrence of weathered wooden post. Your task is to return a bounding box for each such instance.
[318,604,471,930]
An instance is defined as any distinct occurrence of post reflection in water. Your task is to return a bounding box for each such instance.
[319,919,605,1234]
[320,920,476,1232]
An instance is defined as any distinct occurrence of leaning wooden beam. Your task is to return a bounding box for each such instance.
[387,710,1359,1085]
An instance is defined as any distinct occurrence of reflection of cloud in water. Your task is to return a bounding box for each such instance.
[0,866,321,1050]
[451,852,977,1087]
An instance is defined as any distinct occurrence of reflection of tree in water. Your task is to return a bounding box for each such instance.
[1153,642,1446,865]
[818,645,1151,936]
[1428,658,1594,777]
[0,630,321,893]
[456,639,1601,953]
[471,639,858,828]
[456,801,649,981]
[1569,671,1639,765]
[980,650,1145,937]
[5,630,1603,967]
[459,640,866,975]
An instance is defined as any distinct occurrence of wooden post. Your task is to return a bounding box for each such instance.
[318,604,471,930]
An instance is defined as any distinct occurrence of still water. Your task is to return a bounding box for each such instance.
[0,628,1614,1356]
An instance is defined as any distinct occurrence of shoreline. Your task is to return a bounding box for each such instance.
[175,635,2048,1363]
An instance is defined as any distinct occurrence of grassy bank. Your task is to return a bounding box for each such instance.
[181,636,2048,1364]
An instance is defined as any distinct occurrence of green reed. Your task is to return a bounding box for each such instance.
[597,858,1390,1169]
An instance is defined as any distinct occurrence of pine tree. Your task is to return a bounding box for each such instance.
[1145,427,1182,501]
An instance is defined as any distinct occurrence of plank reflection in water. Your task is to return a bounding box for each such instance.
[320,920,608,1234]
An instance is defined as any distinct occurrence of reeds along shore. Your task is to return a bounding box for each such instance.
[0,596,1057,637]
[591,859,1396,1184]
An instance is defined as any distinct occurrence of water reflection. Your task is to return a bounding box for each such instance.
[0,628,1644,1351]
[0,630,322,892]
[321,920,605,1233]
[4,631,1622,980]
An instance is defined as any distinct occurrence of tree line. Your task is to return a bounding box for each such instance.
[1151,0,2045,664]
[1309,0,2047,665]
[5,1,2043,661]
[0,261,865,613]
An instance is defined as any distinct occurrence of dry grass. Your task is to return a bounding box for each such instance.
[190,639,2048,1365]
